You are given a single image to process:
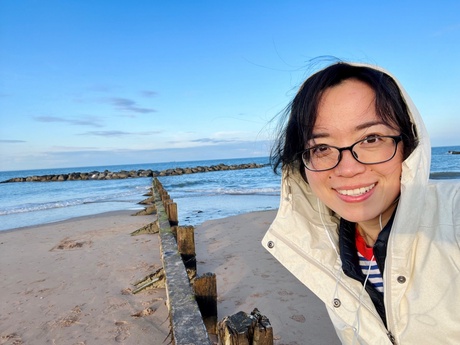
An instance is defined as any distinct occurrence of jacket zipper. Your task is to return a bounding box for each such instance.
[383,230,397,345]
[387,331,396,344]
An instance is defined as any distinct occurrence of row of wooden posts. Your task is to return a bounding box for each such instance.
[150,177,274,345]
[156,178,218,339]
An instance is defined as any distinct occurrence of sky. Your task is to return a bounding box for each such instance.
[1,1,459,171]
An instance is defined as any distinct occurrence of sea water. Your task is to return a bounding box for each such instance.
[0,157,280,231]
[0,147,459,232]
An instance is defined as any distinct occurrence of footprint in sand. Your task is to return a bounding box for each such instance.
[290,314,306,323]
[1,332,23,344]
[278,289,294,296]
[50,238,92,251]
[131,307,156,318]
[114,321,130,342]
[49,305,83,328]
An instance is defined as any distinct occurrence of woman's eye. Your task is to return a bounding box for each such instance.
[362,135,382,145]
[312,145,332,156]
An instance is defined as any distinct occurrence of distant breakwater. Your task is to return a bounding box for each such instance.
[1,163,267,183]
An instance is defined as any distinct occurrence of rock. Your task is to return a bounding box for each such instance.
[0,162,267,183]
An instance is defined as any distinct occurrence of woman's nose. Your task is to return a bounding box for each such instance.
[333,149,366,177]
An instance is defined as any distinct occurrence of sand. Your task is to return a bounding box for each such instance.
[0,211,170,345]
[195,210,340,345]
[0,209,339,345]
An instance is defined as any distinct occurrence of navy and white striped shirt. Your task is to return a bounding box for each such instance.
[357,252,384,293]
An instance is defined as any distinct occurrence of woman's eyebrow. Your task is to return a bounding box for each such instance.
[355,120,386,131]
[310,132,329,140]
[310,121,388,140]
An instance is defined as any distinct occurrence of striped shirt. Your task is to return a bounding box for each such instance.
[357,252,384,293]
[355,229,384,293]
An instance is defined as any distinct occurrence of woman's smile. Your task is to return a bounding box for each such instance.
[335,183,376,197]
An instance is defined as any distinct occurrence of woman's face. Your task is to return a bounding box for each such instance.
[305,79,403,225]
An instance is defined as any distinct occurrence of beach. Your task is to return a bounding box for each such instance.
[0,211,170,345]
[0,209,339,345]
[195,210,340,345]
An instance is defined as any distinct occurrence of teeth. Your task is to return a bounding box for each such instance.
[337,184,375,196]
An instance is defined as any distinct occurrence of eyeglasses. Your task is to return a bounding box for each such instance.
[301,135,403,172]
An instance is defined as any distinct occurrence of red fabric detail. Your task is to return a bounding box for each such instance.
[355,228,375,261]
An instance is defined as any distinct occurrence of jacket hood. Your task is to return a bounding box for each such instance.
[367,63,431,188]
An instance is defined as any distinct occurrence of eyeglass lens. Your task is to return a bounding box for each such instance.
[303,136,399,171]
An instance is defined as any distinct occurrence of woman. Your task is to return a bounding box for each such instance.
[262,62,460,344]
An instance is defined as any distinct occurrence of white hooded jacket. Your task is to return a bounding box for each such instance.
[262,64,460,344]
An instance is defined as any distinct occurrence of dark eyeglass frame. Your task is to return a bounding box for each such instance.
[300,134,403,172]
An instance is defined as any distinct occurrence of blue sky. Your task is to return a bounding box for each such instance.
[1,1,459,171]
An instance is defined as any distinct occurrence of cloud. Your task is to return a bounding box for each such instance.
[79,130,162,137]
[0,139,26,143]
[166,138,235,145]
[167,131,253,146]
[190,138,237,144]
[108,97,156,114]
[34,116,104,128]
[141,90,158,98]
[50,145,100,151]
[80,130,132,137]
[33,140,271,168]
[2,139,273,170]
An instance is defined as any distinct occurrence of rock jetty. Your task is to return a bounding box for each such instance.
[1,163,266,183]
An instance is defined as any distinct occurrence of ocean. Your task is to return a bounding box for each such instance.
[1,146,459,232]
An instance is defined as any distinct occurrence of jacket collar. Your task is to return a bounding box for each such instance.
[339,209,396,327]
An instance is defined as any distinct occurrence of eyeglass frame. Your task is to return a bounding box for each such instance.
[300,134,403,172]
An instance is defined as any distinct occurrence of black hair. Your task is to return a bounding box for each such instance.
[270,62,418,174]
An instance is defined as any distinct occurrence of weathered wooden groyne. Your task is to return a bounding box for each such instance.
[0,163,266,183]
[132,178,273,344]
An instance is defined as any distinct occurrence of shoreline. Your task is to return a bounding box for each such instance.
[0,209,139,234]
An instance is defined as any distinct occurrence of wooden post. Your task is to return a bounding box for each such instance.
[155,177,163,188]
[154,179,163,194]
[177,226,196,272]
[218,311,255,345]
[161,190,170,202]
[163,199,172,217]
[194,273,218,336]
[218,309,273,345]
[251,309,273,345]
[163,199,170,214]
[168,202,178,226]
[155,194,211,345]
